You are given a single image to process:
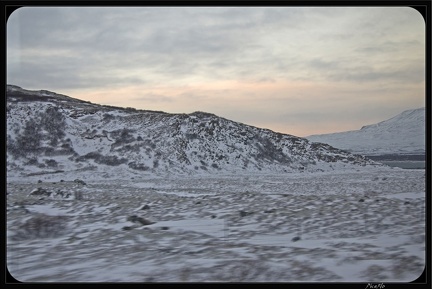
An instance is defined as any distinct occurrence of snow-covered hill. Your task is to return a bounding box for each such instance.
[307,107,425,157]
[6,85,380,179]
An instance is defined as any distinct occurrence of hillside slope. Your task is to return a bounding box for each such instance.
[6,85,380,179]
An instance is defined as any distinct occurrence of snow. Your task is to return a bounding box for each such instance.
[147,219,225,238]
[6,168,425,282]
[381,191,424,200]
[306,107,425,156]
[26,204,67,216]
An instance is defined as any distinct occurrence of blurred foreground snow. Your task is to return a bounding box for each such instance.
[7,168,425,282]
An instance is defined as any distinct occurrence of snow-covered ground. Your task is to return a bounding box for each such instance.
[7,167,425,282]
[306,107,425,156]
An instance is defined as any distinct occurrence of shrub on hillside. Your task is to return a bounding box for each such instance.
[44,159,58,167]
[39,106,66,146]
[110,128,135,145]
[128,162,150,171]
[15,118,43,155]
[76,151,128,166]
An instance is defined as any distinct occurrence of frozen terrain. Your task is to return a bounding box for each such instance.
[7,167,425,282]
[307,107,425,156]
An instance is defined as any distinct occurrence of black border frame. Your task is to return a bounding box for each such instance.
[1,1,430,287]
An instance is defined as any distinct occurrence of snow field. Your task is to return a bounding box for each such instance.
[6,168,425,282]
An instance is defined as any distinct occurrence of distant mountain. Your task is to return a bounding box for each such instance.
[6,85,381,179]
[307,107,425,157]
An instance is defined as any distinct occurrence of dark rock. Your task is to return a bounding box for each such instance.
[29,188,51,197]
[404,201,410,205]
[195,201,201,205]
[358,198,365,202]
[160,226,169,230]
[37,180,42,183]
[291,236,301,242]
[74,179,86,185]
[46,189,72,199]
[127,215,139,222]
[264,209,276,213]
[122,226,133,231]
[140,204,150,210]
[239,210,253,217]
[211,215,217,219]
[53,190,64,198]
[127,215,155,226]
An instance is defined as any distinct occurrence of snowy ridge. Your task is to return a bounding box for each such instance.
[306,107,425,156]
[6,85,381,179]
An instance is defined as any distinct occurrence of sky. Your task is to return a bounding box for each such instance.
[6,6,425,137]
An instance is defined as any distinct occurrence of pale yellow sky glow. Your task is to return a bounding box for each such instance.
[68,76,424,136]
[7,6,426,137]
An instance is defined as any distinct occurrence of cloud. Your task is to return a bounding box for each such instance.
[132,94,174,103]
[8,7,424,87]
[330,67,424,84]
[6,7,425,136]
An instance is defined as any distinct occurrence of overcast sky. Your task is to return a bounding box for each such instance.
[7,6,425,137]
